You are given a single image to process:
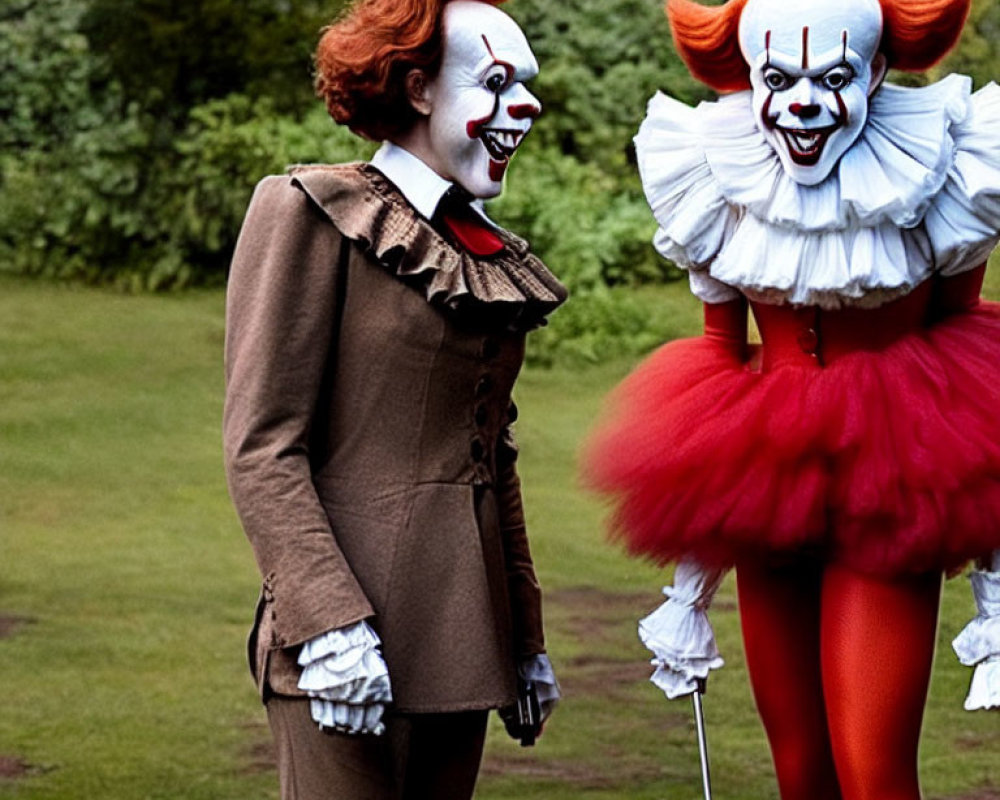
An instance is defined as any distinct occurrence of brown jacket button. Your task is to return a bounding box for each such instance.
[471,438,486,462]
[475,375,493,397]
[475,404,489,427]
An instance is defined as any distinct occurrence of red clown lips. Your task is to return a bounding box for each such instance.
[777,124,840,165]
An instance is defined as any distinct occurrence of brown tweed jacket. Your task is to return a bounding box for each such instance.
[223,164,566,713]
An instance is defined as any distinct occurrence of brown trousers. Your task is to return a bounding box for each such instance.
[266,697,489,800]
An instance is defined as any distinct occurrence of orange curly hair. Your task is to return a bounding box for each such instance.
[315,0,506,141]
[666,0,971,94]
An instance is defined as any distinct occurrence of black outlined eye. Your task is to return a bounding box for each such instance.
[763,67,791,91]
[822,65,854,91]
[484,67,510,93]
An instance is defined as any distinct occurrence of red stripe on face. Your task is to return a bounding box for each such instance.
[834,90,848,126]
[467,99,498,140]
[481,35,515,83]
[802,27,809,69]
[762,92,777,130]
[508,103,540,120]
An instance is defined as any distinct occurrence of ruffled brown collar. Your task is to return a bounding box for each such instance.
[289,163,567,331]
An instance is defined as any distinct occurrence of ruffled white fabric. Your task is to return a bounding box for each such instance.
[638,560,727,700]
[297,621,393,735]
[637,76,1000,309]
[952,552,1000,711]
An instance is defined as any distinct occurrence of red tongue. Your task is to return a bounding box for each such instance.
[441,210,505,257]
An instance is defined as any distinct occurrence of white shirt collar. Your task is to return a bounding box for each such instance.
[370,141,494,225]
[370,142,453,220]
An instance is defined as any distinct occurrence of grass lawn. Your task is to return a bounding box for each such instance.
[1,271,999,799]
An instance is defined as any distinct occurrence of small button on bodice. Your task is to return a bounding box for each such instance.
[751,302,823,369]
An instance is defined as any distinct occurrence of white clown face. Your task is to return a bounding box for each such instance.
[739,0,884,186]
[423,1,541,199]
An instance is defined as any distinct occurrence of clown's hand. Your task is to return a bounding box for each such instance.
[297,621,393,734]
[953,551,1000,711]
[639,559,727,699]
[499,653,560,746]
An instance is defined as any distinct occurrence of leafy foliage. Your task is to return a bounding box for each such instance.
[936,0,1000,88]
[1,93,372,289]
[507,0,711,171]
[0,0,94,151]
[78,0,344,122]
[1,0,356,288]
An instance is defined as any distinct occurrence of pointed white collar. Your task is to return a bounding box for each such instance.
[370,142,453,221]
[370,141,493,224]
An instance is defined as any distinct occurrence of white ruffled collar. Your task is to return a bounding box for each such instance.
[637,75,1000,308]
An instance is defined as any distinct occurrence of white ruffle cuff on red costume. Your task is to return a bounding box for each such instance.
[636,76,1000,310]
[297,621,393,735]
[953,551,1000,711]
[638,560,727,699]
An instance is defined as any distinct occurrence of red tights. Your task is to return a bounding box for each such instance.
[737,562,942,800]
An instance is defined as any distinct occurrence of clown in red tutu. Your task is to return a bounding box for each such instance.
[583,0,1000,797]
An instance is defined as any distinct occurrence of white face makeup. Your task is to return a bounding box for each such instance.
[422,0,541,199]
[739,0,884,186]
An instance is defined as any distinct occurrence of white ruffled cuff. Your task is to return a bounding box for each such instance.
[298,619,381,666]
[638,560,727,700]
[952,559,1000,711]
[308,699,390,734]
[687,269,741,305]
[297,621,393,734]
[961,657,1000,711]
[519,653,560,720]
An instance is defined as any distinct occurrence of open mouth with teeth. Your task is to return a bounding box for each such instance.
[481,128,526,160]
[777,125,840,166]
[480,128,527,180]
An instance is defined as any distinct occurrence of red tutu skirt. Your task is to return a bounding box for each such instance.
[583,284,1000,576]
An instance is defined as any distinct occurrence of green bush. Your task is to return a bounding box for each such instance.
[524,286,671,367]
[164,96,375,287]
[0,96,375,290]
[489,144,671,291]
